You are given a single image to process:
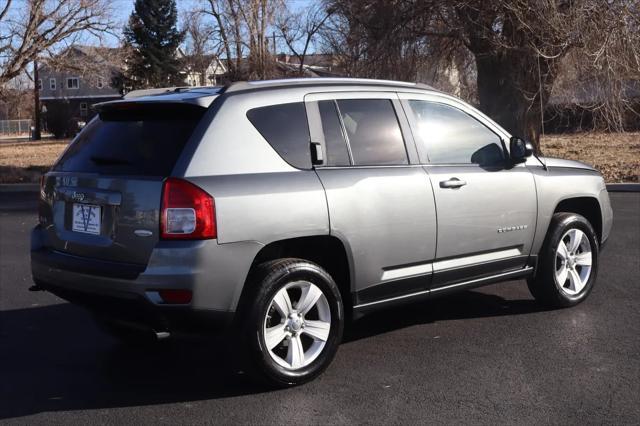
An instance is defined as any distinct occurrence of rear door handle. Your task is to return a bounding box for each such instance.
[439,178,467,189]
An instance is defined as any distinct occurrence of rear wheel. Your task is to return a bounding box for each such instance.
[238,258,344,387]
[527,213,599,308]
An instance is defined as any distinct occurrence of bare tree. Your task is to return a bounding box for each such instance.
[202,0,283,81]
[0,0,114,88]
[237,0,282,79]
[547,2,640,132]
[203,0,243,79]
[324,0,640,147]
[321,1,434,82]
[277,2,333,75]
[182,9,223,85]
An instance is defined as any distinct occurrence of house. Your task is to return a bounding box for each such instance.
[177,49,228,86]
[546,78,640,132]
[38,46,123,126]
[275,53,342,77]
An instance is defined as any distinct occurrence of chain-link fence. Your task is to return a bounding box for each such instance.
[0,120,32,136]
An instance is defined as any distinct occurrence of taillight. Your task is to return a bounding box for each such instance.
[160,178,216,240]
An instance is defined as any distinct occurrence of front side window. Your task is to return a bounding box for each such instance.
[335,99,407,166]
[67,77,79,89]
[409,100,504,166]
[247,102,311,169]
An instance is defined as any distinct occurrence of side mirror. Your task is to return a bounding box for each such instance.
[509,136,534,163]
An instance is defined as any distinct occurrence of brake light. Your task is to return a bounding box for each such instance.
[160,178,216,240]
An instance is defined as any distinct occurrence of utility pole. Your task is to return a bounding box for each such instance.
[33,59,41,140]
[272,32,276,55]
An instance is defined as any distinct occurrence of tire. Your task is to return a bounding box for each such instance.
[527,212,599,308]
[237,258,344,387]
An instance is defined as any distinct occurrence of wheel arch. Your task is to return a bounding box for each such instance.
[553,196,603,243]
[235,235,354,317]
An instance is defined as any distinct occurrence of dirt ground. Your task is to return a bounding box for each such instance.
[0,133,638,183]
[540,132,640,183]
[0,140,69,183]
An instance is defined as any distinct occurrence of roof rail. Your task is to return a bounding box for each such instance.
[123,86,222,99]
[224,77,435,93]
[124,87,185,99]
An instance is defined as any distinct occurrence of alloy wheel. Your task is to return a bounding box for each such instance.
[262,281,331,370]
[555,228,593,295]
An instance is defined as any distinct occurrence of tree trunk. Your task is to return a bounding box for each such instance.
[475,56,536,147]
[474,52,553,153]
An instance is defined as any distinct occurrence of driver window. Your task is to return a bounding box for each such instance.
[408,100,504,167]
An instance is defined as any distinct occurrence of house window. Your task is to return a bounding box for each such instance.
[37,79,42,90]
[67,77,79,89]
[79,102,88,117]
[49,78,56,90]
[96,77,104,89]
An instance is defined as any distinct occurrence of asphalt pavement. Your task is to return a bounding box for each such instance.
[0,192,638,424]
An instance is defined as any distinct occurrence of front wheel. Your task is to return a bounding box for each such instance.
[527,212,599,308]
[238,258,344,387]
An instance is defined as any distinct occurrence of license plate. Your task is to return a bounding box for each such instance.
[72,203,101,235]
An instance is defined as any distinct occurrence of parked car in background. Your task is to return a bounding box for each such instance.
[31,78,613,386]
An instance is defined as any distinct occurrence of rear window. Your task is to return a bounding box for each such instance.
[246,102,311,169]
[54,104,205,176]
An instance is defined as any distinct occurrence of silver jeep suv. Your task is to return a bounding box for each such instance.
[31,78,613,386]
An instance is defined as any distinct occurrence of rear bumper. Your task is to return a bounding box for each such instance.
[32,278,233,335]
[30,225,264,334]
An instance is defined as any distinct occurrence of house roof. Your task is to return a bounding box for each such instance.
[38,45,123,74]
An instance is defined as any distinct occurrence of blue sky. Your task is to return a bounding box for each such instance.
[104,0,314,47]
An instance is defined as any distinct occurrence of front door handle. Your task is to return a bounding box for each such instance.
[440,178,467,189]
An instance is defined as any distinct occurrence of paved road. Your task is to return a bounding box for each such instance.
[1,193,638,424]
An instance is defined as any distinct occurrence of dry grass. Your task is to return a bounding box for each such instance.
[0,133,638,183]
[541,132,640,183]
[0,140,69,183]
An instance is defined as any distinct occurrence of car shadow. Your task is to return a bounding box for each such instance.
[0,288,547,419]
[344,287,548,342]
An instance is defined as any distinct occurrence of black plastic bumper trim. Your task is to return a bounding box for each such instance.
[31,248,146,279]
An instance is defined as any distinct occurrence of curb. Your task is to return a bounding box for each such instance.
[0,183,39,193]
[606,183,640,193]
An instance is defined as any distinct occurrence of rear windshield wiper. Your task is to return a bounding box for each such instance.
[90,156,131,165]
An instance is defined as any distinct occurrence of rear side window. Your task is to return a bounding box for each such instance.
[336,99,407,166]
[247,102,311,169]
[54,104,205,176]
[318,100,351,166]
[408,100,504,166]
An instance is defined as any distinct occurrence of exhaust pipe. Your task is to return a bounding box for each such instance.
[155,331,171,340]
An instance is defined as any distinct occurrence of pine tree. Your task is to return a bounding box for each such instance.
[123,0,185,89]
